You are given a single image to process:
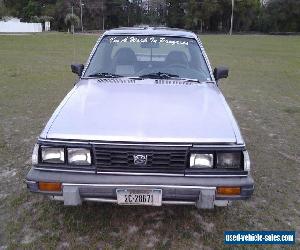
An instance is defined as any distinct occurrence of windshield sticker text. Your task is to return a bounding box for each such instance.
[109,36,189,46]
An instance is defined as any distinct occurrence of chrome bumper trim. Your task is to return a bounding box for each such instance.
[162,200,195,205]
[100,172,247,178]
[34,167,247,177]
[51,196,196,205]
[193,144,245,148]
[84,197,117,203]
[62,183,216,190]
[185,174,248,177]
[85,198,196,205]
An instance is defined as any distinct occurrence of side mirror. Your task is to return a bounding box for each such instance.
[71,64,84,77]
[213,67,229,81]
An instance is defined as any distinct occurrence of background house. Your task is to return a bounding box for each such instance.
[0,17,42,32]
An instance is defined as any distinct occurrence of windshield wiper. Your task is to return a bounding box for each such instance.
[180,78,201,83]
[139,72,179,79]
[180,79,215,84]
[87,72,123,78]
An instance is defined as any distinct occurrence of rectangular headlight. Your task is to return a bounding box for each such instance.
[41,147,65,164]
[217,152,241,168]
[190,153,213,168]
[32,144,39,165]
[243,151,251,171]
[67,148,91,165]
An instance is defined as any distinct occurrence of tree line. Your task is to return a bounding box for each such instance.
[0,0,299,33]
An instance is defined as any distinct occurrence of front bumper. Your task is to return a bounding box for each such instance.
[26,167,254,209]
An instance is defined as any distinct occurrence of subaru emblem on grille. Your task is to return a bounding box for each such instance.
[133,154,148,166]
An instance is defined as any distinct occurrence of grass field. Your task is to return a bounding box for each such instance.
[0,33,299,249]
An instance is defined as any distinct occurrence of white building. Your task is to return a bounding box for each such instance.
[0,18,42,33]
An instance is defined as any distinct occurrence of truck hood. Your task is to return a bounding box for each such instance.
[42,78,241,144]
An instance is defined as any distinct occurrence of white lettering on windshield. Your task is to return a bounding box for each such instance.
[109,36,188,46]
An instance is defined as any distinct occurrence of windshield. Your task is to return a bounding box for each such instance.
[84,35,211,81]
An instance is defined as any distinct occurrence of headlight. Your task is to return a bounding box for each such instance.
[41,146,65,164]
[68,148,91,165]
[217,152,241,168]
[32,144,39,165]
[243,151,251,171]
[190,153,213,168]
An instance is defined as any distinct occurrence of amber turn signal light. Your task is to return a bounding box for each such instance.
[38,182,62,192]
[217,187,241,195]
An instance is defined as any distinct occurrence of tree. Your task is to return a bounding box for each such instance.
[234,0,261,31]
[1,0,299,32]
[64,13,80,33]
[142,0,166,25]
[105,0,125,29]
[200,0,220,32]
[166,0,185,28]
[30,15,40,22]
[261,0,300,32]
[0,1,9,19]
[40,15,54,22]
[3,0,28,18]
[23,0,40,21]
[184,0,199,30]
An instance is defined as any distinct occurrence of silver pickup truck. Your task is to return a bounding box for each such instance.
[26,27,254,209]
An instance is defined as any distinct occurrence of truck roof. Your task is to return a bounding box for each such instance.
[103,26,198,39]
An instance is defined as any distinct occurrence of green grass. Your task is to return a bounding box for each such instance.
[0,33,299,249]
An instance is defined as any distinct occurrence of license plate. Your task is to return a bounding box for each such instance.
[116,189,162,206]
